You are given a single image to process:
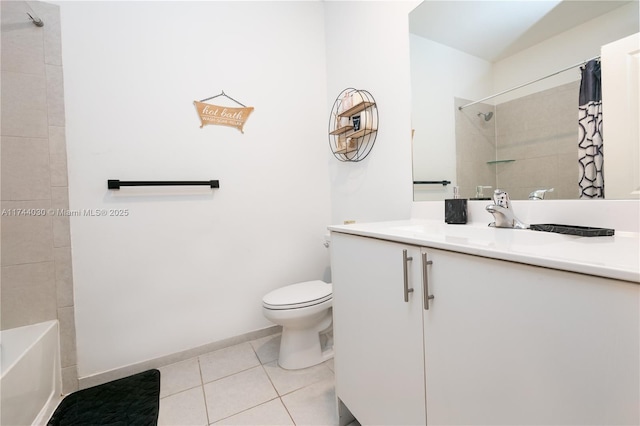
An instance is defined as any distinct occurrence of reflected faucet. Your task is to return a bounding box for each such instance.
[486,189,528,229]
[529,188,554,200]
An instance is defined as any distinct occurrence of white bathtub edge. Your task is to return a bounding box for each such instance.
[0,320,62,426]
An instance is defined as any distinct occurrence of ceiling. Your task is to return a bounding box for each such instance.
[409,0,636,62]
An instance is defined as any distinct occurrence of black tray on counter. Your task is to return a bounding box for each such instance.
[530,224,615,237]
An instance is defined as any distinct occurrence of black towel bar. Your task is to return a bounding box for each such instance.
[413,180,451,186]
[108,180,219,190]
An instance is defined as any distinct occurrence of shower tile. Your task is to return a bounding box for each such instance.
[199,342,260,384]
[550,128,577,156]
[58,306,77,368]
[509,186,541,201]
[0,71,48,138]
[0,200,54,266]
[45,64,65,127]
[49,151,69,187]
[280,377,338,426]
[158,358,202,398]
[497,155,558,189]
[62,365,79,395]
[54,246,74,308]
[263,359,334,396]
[497,130,562,161]
[51,186,70,211]
[557,152,580,200]
[48,126,67,157]
[212,398,294,425]
[1,136,51,200]
[203,366,278,423]
[52,214,71,248]
[455,99,497,198]
[456,134,496,198]
[0,261,56,329]
[159,387,208,426]
[37,1,63,66]
[493,80,581,199]
[324,358,335,372]
[0,1,46,76]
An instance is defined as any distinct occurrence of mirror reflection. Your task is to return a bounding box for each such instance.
[410,0,639,201]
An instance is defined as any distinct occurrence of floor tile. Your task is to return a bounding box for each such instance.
[281,377,338,426]
[212,398,294,426]
[47,335,338,425]
[263,360,334,396]
[203,366,278,423]
[199,342,261,384]
[158,387,208,426]
[159,357,202,398]
[249,333,281,365]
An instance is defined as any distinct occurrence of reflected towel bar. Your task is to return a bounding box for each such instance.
[413,180,451,186]
[108,180,219,190]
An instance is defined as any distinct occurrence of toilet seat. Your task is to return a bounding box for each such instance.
[263,280,332,310]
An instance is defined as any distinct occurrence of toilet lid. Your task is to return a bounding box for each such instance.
[263,280,332,309]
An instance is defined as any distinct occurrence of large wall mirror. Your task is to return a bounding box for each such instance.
[410,0,639,201]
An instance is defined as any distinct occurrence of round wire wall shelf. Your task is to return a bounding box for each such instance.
[328,88,378,162]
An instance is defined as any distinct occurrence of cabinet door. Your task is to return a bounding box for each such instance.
[331,233,426,425]
[422,248,639,425]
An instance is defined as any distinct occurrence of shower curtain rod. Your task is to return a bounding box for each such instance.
[458,55,600,110]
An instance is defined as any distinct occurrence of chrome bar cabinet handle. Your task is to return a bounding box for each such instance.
[403,249,414,302]
[422,252,434,310]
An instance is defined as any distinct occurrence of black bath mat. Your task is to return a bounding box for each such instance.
[48,369,160,426]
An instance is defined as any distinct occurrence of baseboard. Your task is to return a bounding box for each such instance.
[77,325,281,391]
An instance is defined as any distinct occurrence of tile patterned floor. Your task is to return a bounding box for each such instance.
[158,334,339,425]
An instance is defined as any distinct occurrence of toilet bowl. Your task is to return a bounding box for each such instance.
[262,280,333,370]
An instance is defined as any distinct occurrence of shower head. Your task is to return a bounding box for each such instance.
[27,12,44,27]
[477,112,493,121]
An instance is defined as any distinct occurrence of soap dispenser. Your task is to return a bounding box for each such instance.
[445,186,467,224]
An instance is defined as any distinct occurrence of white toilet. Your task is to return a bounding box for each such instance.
[262,280,333,370]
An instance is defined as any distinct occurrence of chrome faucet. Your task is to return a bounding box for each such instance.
[529,188,554,200]
[486,189,528,229]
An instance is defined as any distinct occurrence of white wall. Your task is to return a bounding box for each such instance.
[324,1,419,224]
[59,1,331,378]
[410,34,493,201]
[492,1,639,103]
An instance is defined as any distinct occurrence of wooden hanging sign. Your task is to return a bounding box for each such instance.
[193,91,254,133]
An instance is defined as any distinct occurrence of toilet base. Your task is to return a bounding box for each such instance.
[278,312,333,370]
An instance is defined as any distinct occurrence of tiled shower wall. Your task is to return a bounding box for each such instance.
[455,81,580,200]
[455,98,497,199]
[1,1,78,393]
[495,81,580,200]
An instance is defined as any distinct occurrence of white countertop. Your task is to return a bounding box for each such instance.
[328,219,640,283]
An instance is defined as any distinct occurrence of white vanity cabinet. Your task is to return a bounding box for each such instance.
[331,231,640,426]
[331,233,427,425]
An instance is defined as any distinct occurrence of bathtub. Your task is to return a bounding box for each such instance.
[1,320,61,426]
